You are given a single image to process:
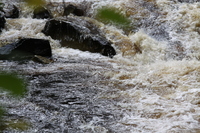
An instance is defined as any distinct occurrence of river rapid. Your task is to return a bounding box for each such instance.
[0,0,200,132]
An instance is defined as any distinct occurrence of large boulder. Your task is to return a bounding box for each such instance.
[0,38,52,61]
[42,19,116,58]
[33,6,53,19]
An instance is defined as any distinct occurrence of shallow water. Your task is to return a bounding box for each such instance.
[0,0,200,132]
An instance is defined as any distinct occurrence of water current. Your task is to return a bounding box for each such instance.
[0,0,200,132]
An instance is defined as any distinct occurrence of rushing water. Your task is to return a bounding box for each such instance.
[1,0,200,132]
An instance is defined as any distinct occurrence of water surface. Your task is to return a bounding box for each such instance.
[0,0,200,132]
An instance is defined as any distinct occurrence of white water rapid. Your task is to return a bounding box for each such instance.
[0,0,200,133]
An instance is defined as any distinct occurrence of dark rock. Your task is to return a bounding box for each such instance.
[63,4,84,17]
[0,14,5,33]
[63,4,76,16]
[72,7,84,16]
[0,38,52,60]
[178,0,199,3]
[0,3,4,13]
[33,6,52,19]
[42,19,116,58]
[4,5,19,18]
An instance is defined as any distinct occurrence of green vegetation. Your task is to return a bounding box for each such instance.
[0,72,27,131]
[96,7,130,25]
[24,0,45,7]
[96,7,132,31]
[0,72,27,97]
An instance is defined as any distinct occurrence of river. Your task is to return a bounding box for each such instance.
[0,0,200,132]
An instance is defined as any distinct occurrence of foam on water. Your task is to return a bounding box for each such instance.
[88,0,200,132]
[107,60,200,132]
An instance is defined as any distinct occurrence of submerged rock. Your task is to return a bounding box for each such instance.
[0,14,5,33]
[73,7,84,16]
[178,0,199,3]
[63,4,84,17]
[42,19,116,58]
[0,38,52,61]
[63,4,76,16]
[32,55,54,64]
[4,5,19,18]
[33,6,52,19]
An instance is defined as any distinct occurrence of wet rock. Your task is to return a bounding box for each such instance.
[33,6,52,19]
[63,4,76,16]
[73,7,84,16]
[0,14,5,33]
[43,123,55,130]
[42,19,116,58]
[24,69,120,132]
[0,38,52,61]
[63,4,84,16]
[32,55,54,64]
[178,0,199,3]
[4,5,19,18]
[166,41,186,60]
[0,3,4,12]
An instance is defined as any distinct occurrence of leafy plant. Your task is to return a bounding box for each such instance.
[0,72,27,131]
[0,72,27,97]
[96,7,132,31]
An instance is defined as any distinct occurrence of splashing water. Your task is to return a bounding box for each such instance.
[0,0,200,132]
